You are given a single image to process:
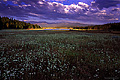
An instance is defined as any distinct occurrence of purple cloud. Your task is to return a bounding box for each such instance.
[0,0,120,25]
[92,0,120,10]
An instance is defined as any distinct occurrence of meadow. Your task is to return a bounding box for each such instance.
[0,30,120,80]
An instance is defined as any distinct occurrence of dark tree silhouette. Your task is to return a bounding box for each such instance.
[73,22,120,31]
[0,16,41,29]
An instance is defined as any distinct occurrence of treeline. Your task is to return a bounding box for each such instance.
[0,16,41,29]
[73,22,120,31]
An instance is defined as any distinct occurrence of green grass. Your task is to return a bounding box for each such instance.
[0,30,120,80]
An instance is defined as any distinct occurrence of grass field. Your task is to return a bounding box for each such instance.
[0,30,120,80]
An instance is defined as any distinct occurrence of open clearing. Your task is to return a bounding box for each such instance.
[0,30,120,80]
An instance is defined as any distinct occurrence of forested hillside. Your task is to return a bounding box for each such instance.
[0,16,41,29]
[73,22,120,31]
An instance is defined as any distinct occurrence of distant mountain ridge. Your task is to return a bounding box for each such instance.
[36,22,91,27]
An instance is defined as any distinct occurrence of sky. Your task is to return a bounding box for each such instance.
[0,0,120,26]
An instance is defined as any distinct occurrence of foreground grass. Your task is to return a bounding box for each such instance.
[0,30,120,80]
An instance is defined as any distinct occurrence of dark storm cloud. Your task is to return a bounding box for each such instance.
[0,0,48,17]
[112,8,119,11]
[0,3,26,17]
[93,0,120,10]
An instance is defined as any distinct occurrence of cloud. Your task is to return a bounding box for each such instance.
[46,1,89,14]
[51,0,66,1]
[78,2,89,8]
[3,0,7,1]
[29,12,43,17]
[92,0,120,10]
[0,0,120,24]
